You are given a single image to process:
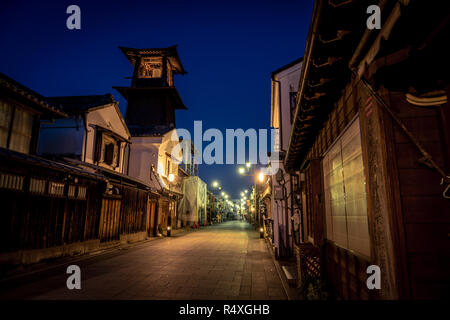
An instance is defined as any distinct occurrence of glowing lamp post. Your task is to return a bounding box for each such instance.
[237,163,265,228]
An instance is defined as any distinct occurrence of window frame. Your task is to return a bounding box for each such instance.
[322,116,371,258]
[0,98,36,154]
[95,128,122,169]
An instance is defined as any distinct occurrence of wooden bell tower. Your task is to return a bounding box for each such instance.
[114,45,187,136]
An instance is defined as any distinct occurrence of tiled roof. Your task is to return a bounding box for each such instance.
[61,157,151,190]
[119,45,186,75]
[46,94,115,114]
[271,57,304,77]
[0,147,105,181]
[0,73,67,118]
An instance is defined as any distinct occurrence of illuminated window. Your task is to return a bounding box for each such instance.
[49,182,65,196]
[0,100,34,154]
[68,185,76,198]
[0,173,24,191]
[322,118,370,257]
[30,178,46,194]
[77,186,86,199]
[138,58,162,79]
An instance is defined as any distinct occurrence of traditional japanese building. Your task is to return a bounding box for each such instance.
[115,46,188,234]
[38,94,152,244]
[285,0,449,299]
[269,58,303,259]
[0,73,108,266]
[39,94,131,173]
[114,46,187,133]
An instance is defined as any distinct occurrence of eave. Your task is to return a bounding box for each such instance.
[119,45,187,75]
[113,86,187,110]
[284,0,387,172]
[0,73,68,119]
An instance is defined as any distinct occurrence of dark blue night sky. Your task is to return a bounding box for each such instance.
[0,0,314,199]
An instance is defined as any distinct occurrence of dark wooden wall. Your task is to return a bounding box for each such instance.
[119,185,147,235]
[99,196,121,242]
[306,83,360,161]
[324,240,376,300]
[0,165,151,257]
[298,81,370,299]
[384,90,450,299]
[0,179,100,252]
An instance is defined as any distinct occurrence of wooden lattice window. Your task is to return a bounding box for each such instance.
[30,178,46,194]
[0,172,24,191]
[49,182,65,196]
[77,186,86,199]
[68,185,76,198]
[322,117,370,257]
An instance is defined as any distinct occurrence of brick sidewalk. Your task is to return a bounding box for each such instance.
[0,221,287,300]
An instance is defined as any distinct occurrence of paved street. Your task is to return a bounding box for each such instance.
[0,221,287,300]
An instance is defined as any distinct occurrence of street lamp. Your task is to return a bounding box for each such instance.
[238,167,245,175]
[258,172,265,183]
[211,181,222,190]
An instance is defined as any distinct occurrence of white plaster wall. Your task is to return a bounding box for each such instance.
[125,128,183,189]
[271,161,293,257]
[85,104,130,172]
[158,129,182,178]
[39,104,130,174]
[126,136,161,184]
[276,62,302,151]
[86,104,129,143]
[270,61,302,257]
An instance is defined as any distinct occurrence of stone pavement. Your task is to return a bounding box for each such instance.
[0,221,287,300]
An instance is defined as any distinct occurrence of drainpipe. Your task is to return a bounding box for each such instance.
[126,143,131,175]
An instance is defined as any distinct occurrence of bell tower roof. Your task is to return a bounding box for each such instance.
[119,45,187,75]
